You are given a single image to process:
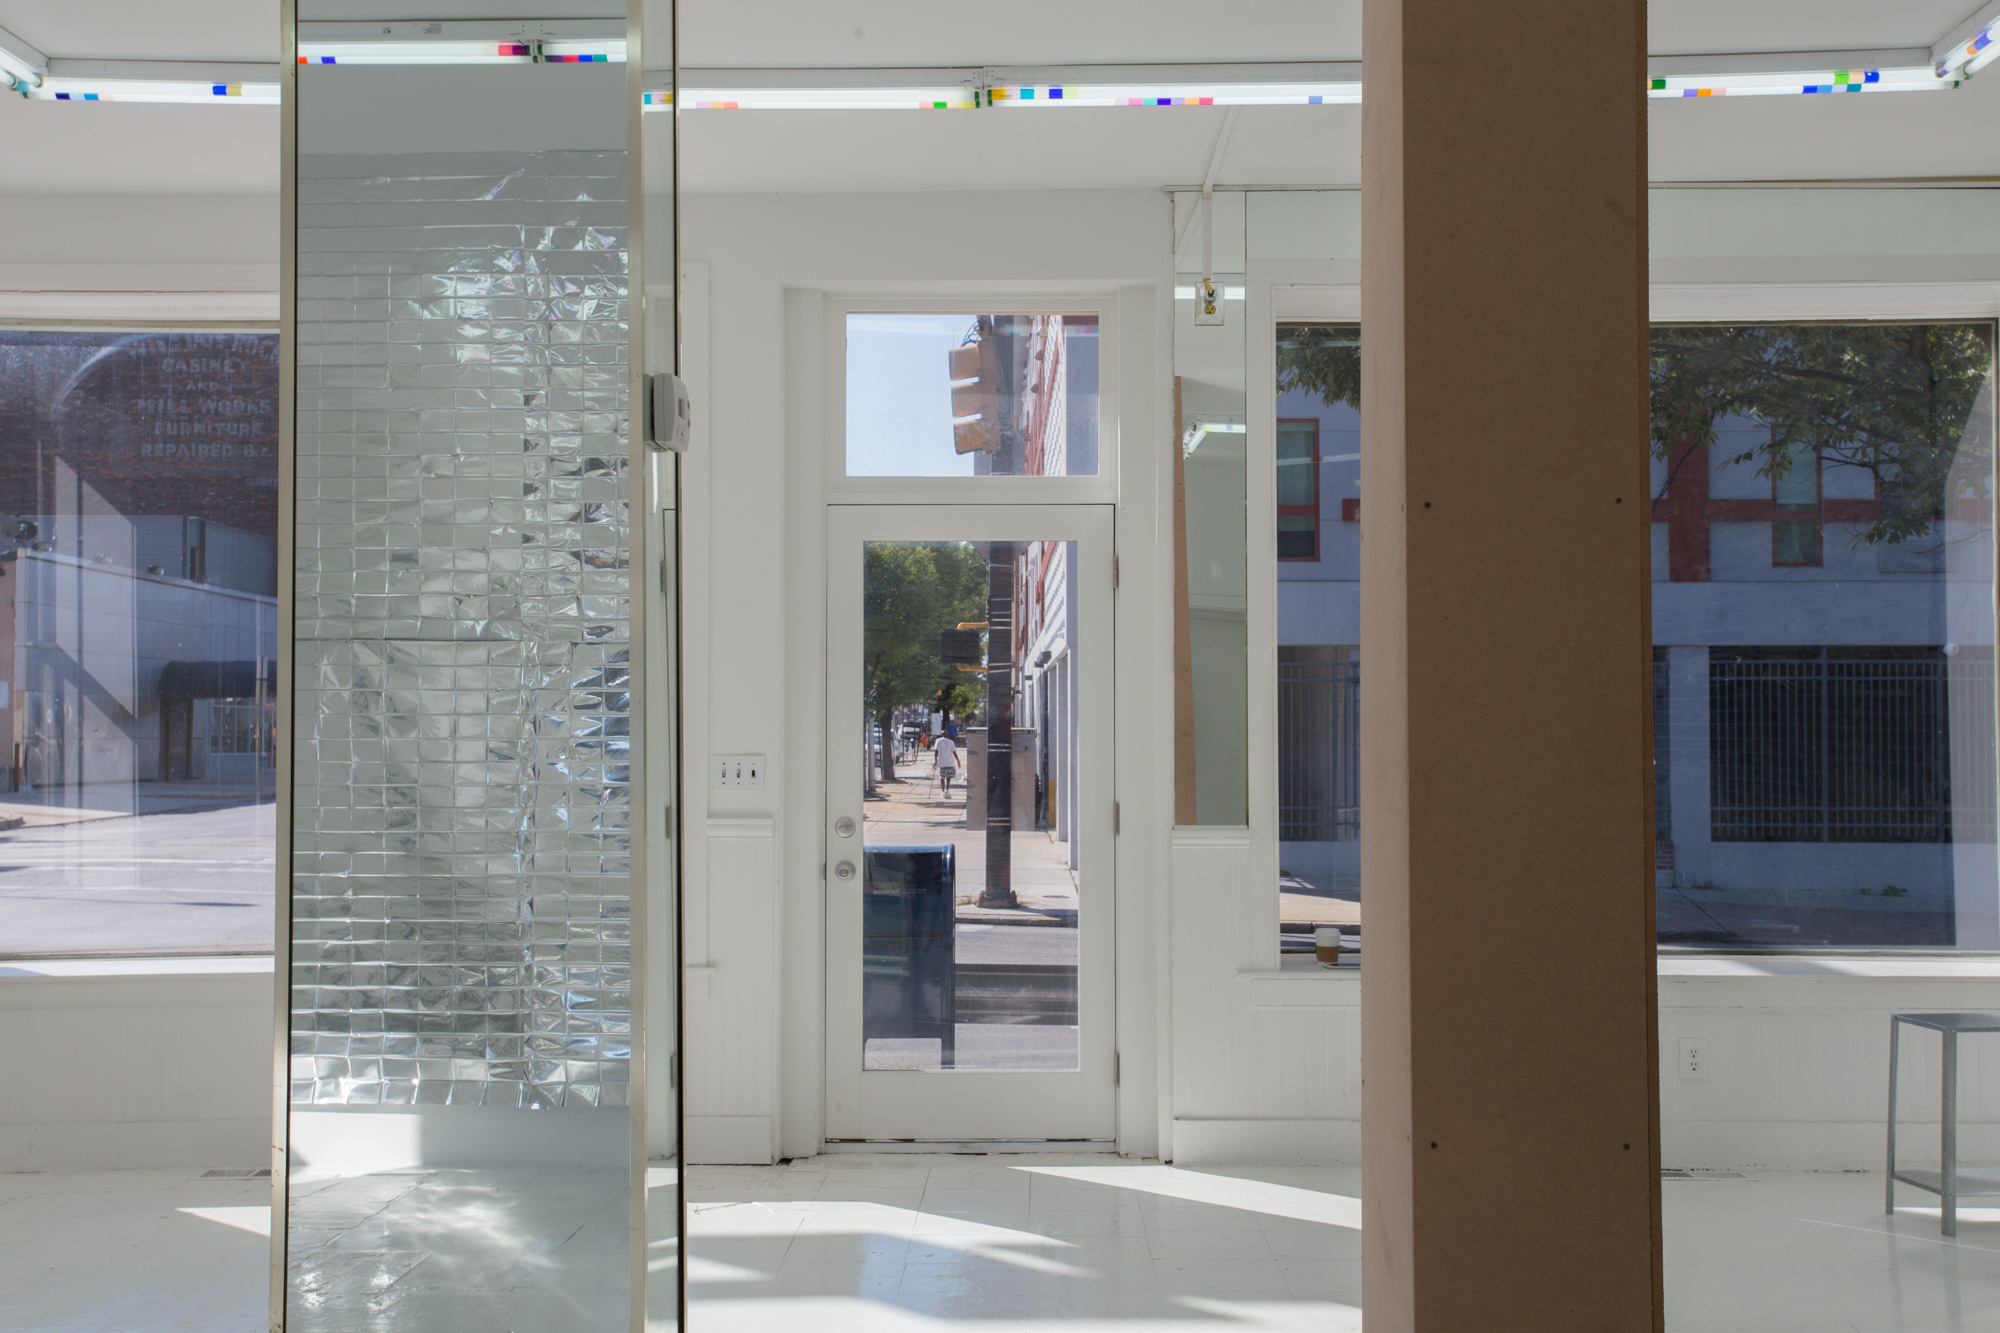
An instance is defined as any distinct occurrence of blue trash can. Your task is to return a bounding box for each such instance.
[862,846,956,1069]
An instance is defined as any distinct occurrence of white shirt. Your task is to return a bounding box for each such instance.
[932,736,958,768]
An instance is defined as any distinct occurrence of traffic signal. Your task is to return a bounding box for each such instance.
[948,336,999,455]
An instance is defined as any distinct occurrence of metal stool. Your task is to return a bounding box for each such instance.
[1886,1012,2000,1236]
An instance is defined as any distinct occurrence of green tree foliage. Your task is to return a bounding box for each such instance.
[1276,325,1361,412]
[1651,324,1995,546]
[864,542,989,781]
[1275,322,1996,551]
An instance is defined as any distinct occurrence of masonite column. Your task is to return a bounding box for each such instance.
[1358,0,1662,1330]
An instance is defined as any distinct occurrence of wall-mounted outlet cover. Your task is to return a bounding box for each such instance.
[1678,1038,1709,1081]
[713,754,765,792]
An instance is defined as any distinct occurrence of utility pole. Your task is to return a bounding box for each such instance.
[980,541,1017,908]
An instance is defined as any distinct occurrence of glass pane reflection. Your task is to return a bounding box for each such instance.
[860,540,1083,1072]
[1650,322,1998,949]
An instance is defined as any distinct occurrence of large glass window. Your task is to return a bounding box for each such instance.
[1274,325,1360,956]
[1651,322,1997,949]
[1269,319,1997,953]
[0,329,279,958]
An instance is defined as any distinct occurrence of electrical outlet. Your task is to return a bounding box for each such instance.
[712,754,765,792]
[1679,1038,1709,1081]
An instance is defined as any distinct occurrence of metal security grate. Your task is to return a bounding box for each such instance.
[1710,648,1995,843]
[1278,646,1359,842]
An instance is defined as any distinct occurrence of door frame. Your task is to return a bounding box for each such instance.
[822,503,1119,1143]
[769,281,1168,1163]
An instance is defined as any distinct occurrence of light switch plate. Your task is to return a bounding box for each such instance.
[713,754,765,792]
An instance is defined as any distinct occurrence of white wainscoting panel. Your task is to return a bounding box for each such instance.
[1169,827,1358,1163]
[686,817,780,1164]
[1658,958,2000,1170]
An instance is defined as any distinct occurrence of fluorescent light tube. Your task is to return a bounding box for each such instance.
[645,63,1358,112]
[988,81,1359,107]
[538,39,626,64]
[644,85,977,110]
[0,23,47,93]
[33,76,280,104]
[1648,65,1947,97]
[297,41,535,65]
[1933,3,2000,79]
[1182,420,1246,454]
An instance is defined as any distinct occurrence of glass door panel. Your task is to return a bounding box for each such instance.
[825,506,1114,1143]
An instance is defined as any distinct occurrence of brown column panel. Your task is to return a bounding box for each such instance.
[1359,0,1663,1330]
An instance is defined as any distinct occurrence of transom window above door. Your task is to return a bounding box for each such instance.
[845,311,1101,478]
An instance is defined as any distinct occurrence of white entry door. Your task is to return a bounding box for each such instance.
[824,504,1117,1143]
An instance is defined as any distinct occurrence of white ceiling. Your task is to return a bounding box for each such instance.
[2,0,1976,67]
[1,0,1997,194]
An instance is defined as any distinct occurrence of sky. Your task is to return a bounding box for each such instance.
[846,312,983,477]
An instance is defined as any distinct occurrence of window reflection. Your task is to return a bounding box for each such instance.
[1274,325,1359,956]
[1268,319,1997,952]
[1651,322,1997,949]
[0,330,279,957]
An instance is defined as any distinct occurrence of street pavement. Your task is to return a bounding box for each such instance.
[864,749,1080,1069]
[864,749,1079,917]
[0,800,275,956]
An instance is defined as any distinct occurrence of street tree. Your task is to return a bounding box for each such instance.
[1650,323,1993,547]
[1276,322,1996,550]
[863,542,988,783]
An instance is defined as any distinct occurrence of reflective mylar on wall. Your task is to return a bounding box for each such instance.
[284,11,660,1327]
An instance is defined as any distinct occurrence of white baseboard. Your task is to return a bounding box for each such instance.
[289,1104,628,1170]
[687,1116,775,1165]
[1171,1118,1357,1165]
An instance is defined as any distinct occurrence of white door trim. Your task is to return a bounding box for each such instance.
[823,504,1118,1143]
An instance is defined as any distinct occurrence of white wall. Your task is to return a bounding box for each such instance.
[671,189,1169,1162]
[0,193,279,321]
[0,959,271,1172]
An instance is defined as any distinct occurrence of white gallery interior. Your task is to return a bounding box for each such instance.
[2,1,2000,1331]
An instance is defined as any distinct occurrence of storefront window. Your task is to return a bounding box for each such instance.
[0,329,278,956]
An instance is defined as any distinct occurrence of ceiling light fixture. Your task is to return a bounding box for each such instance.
[1646,50,1950,98]
[642,63,1359,112]
[21,60,281,105]
[296,19,625,67]
[987,79,1359,107]
[1182,420,1246,455]
[298,41,535,65]
[1933,0,2000,80]
[0,22,48,95]
[657,85,978,111]
[33,76,281,104]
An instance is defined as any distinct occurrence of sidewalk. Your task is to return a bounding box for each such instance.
[864,749,1078,921]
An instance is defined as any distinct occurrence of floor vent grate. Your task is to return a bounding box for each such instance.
[201,1169,273,1179]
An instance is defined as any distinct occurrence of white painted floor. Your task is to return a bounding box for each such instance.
[685,1155,1361,1332]
[5,1159,2000,1330]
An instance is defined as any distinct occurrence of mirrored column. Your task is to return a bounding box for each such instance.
[282,10,656,1328]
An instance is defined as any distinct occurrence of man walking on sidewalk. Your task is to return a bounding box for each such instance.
[932,731,959,798]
